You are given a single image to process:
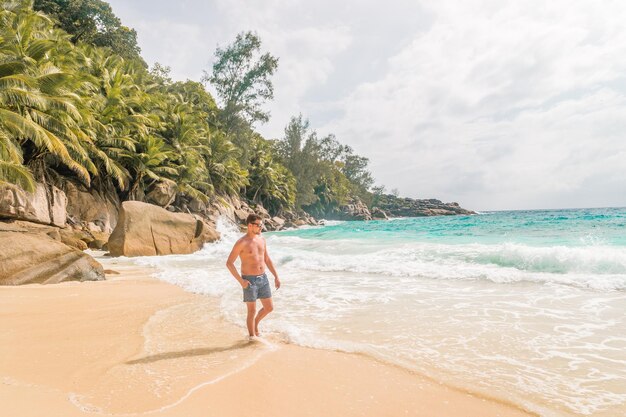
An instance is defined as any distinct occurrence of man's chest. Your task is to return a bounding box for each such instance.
[241,241,264,258]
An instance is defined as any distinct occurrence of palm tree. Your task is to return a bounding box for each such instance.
[247,136,295,214]
[0,128,35,191]
[0,3,92,187]
[121,135,177,200]
[76,45,158,194]
[158,96,212,200]
[205,131,248,196]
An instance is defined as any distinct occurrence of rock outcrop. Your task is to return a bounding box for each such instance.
[371,207,389,220]
[108,201,220,257]
[334,197,373,221]
[0,183,67,227]
[263,208,317,230]
[63,180,120,233]
[206,195,246,224]
[146,180,177,208]
[270,216,285,229]
[0,222,105,285]
[203,197,317,232]
[373,195,475,217]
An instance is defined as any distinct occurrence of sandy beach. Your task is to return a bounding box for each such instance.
[0,261,535,417]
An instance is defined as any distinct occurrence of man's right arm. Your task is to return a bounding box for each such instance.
[226,240,248,288]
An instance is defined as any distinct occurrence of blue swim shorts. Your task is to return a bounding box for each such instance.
[242,273,272,302]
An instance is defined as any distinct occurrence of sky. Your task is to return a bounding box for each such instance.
[107,0,626,211]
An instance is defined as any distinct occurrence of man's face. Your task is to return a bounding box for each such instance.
[248,220,263,235]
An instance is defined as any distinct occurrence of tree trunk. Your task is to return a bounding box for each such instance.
[128,173,143,201]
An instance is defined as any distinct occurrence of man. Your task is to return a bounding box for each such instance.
[226,213,281,339]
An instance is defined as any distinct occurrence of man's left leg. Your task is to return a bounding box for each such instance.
[254,297,274,336]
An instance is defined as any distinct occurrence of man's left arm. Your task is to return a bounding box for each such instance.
[264,239,281,289]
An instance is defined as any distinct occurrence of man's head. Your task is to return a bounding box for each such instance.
[246,214,263,234]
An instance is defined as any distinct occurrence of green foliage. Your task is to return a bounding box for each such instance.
[205,130,248,196]
[370,184,386,207]
[33,0,144,63]
[319,134,373,196]
[276,115,322,207]
[202,31,279,168]
[203,31,278,131]
[343,153,374,193]
[0,129,36,191]
[304,164,352,218]
[0,1,241,203]
[0,1,375,219]
[0,1,92,185]
[247,135,295,213]
[276,115,375,216]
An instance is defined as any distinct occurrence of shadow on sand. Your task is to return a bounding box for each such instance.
[125,340,252,365]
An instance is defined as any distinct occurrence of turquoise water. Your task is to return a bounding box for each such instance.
[274,208,626,282]
[279,207,626,247]
[130,208,626,417]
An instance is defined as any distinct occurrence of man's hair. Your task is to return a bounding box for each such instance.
[246,213,262,224]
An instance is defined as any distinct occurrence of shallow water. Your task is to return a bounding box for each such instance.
[128,208,626,417]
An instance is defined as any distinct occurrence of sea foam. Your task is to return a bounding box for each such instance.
[268,238,626,291]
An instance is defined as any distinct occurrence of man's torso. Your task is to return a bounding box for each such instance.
[239,235,266,275]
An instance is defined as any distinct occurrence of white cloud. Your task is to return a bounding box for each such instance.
[324,0,626,209]
[131,19,207,81]
[108,0,626,210]
[259,25,353,137]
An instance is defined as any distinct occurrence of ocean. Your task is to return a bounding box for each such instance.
[125,207,626,417]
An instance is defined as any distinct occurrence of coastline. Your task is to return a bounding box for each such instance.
[0,258,535,417]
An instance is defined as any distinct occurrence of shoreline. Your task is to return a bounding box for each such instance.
[0,260,536,417]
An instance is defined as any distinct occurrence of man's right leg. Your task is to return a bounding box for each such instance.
[245,301,256,337]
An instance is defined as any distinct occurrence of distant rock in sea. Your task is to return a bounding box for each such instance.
[320,195,474,221]
[373,195,475,217]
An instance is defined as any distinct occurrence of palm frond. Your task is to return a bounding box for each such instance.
[0,160,35,192]
[0,61,27,78]
[25,39,55,61]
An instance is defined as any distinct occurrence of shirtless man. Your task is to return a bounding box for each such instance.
[226,214,281,338]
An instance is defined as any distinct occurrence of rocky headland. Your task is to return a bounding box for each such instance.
[324,195,474,221]
[372,194,476,217]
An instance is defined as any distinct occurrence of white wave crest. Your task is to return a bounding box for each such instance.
[268,239,626,291]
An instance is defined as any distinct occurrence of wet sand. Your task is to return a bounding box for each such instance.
[0,262,535,417]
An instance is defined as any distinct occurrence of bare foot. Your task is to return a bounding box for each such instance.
[254,323,260,337]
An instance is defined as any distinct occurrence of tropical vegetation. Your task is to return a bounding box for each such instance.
[0,0,376,218]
